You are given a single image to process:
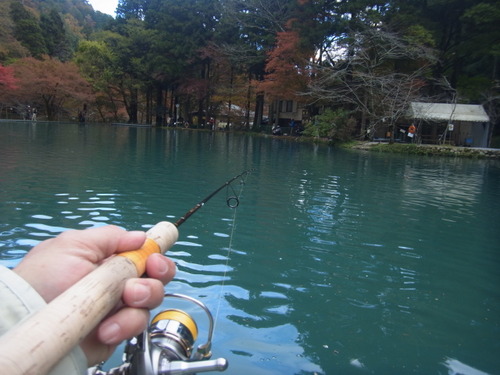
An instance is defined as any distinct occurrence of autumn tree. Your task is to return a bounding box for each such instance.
[0,65,18,90]
[259,30,306,97]
[5,57,94,120]
[258,28,312,100]
[0,64,18,117]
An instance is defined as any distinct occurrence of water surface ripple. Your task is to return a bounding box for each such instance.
[0,123,499,374]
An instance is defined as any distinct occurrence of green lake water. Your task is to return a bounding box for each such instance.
[0,122,499,374]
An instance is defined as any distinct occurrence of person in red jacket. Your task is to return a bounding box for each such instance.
[408,123,416,142]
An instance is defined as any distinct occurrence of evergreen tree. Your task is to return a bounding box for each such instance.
[10,2,47,58]
[102,20,152,123]
[40,9,71,61]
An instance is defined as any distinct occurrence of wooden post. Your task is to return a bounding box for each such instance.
[0,221,178,375]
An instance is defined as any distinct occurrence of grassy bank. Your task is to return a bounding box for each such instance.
[344,141,500,159]
[167,128,500,159]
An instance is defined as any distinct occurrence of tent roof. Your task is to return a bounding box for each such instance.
[410,102,489,123]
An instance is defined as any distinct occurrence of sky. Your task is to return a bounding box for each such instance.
[87,0,118,16]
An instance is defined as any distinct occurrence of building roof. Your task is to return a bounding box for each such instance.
[410,102,489,123]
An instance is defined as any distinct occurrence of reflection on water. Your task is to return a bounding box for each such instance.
[0,122,499,374]
[443,357,490,375]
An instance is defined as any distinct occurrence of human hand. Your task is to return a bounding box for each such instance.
[14,225,176,365]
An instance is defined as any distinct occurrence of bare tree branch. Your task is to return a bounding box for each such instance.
[304,27,440,139]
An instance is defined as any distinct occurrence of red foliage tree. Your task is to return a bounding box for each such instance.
[2,57,94,120]
[0,65,18,90]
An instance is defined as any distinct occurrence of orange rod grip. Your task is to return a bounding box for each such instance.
[118,238,161,275]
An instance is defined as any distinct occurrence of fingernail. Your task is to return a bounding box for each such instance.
[133,283,151,305]
[100,322,120,344]
[157,257,169,275]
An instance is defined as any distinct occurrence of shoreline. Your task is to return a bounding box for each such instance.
[255,132,500,159]
[344,141,500,159]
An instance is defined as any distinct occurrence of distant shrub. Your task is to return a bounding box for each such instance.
[491,136,500,149]
[303,108,355,142]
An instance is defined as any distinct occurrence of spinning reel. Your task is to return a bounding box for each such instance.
[90,294,228,375]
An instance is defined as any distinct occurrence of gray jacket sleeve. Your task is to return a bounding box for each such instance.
[0,265,88,375]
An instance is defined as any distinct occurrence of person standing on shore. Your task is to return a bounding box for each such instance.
[408,123,416,142]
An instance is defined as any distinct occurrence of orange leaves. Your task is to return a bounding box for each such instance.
[13,57,91,97]
[257,29,311,100]
[4,56,94,120]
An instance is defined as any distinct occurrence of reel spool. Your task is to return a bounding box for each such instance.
[149,309,198,361]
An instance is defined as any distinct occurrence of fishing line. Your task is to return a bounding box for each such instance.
[171,169,253,339]
[212,171,250,337]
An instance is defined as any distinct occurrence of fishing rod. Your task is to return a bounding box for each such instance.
[0,170,252,375]
[174,169,252,227]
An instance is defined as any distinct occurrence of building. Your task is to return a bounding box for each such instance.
[268,99,306,134]
[409,102,491,147]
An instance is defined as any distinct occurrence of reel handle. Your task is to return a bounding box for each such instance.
[160,358,228,374]
[0,221,178,375]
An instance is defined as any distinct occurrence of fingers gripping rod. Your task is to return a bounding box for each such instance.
[0,170,252,375]
[0,221,178,375]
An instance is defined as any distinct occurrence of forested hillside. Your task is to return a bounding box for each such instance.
[0,0,498,144]
[0,0,112,60]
